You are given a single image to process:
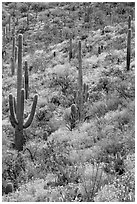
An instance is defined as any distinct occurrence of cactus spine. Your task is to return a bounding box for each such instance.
[77,41,83,121]
[126,15,131,71]
[9,34,38,151]
[24,60,29,100]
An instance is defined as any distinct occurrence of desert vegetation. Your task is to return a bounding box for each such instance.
[2,2,135,202]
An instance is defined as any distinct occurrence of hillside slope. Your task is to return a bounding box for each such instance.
[2,2,135,202]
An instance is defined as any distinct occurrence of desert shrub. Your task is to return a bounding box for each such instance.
[106,97,123,112]
[86,100,107,119]
[102,66,125,78]
[48,64,77,107]
[93,132,134,176]
[88,90,102,103]
[113,170,135,201]
[17,3,28,13]
[28,139,74,183]
[50,95,60,106]
[36,106,53,123]
[2,151,26,192]
[114,79,135,101]
[2,97,9,115]
[94,184,118,201]
[77,162,106,202]
[49,64,76,93]
[111,109,132,131]
[27,50,49,72]
[63,105,78,131]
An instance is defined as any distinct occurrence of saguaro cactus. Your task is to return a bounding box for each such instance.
[126,15,131,71]
[11,36,16,75]
[24,60,29,100]
[9,34,38,151]
[64,104,77,130]
[77,40,83,121]
[15,45,18,63]
[74,83,89,108]
[69,37,73,62]
[83,83,89,103]
[3,27,6,46]
[8,15,11,32]
[128,15,131,29]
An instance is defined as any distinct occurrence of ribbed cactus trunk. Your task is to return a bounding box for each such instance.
[15,46,18,63]
[9,34,38,151]
[6,25,8,39]
[11,36,15,75]
[27,12,29,27]
[126,15,131,71]
[16,34,23,150]
[78,41,83,121]
[3,27,6,46]
[69,37,73,62]
[8,15,11,32]
[8,15,11,40]
[24,60,29,100]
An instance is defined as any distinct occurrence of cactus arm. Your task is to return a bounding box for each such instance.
[13,97,16,114]
[23,94,38,128]
[9,94,18,127]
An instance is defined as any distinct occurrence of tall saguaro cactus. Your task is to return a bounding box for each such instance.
[24,60,29,100]
[77,40,83,121]
[3,27,6,46]
[9,34,38,151]
[11,36,16,75]
[126,15,131,71]
[15,45,18,63]
[69,37,73,62]
[8,15,11,33]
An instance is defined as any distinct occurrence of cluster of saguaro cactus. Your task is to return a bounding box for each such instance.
[126,15,131,71]
[9,34,38,151]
